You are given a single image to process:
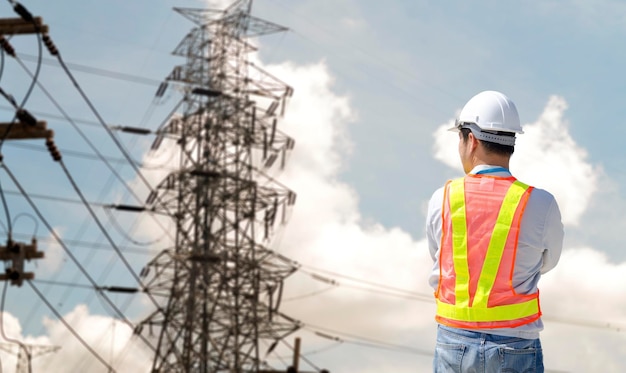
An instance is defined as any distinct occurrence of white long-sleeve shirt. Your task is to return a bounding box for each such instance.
[426,165,564,339]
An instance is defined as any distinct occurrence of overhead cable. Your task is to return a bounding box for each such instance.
[26,280,116,372]
[296,262,626,333]
[0,163,156,351]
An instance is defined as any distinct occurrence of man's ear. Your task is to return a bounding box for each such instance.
[467,131,480,151]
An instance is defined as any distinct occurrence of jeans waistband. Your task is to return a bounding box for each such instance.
[438,324,538,344]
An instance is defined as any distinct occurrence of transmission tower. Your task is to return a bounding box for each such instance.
[135,1,301,372]
[0,342,61,373]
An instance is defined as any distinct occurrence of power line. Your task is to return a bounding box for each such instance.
[0,281,32,373]
[6,46,178,273]
[55,159,162,308]
[16,53,162,86]
[303,322,434,358]
[294,262,626,333]
[4,28,181,267]
[297,263,433,301]
[36,30,201,261]
[26,280,116,372]
[0,162,156,351]
[10,231,153,255]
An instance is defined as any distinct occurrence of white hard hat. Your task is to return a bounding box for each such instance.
[451,90,523,146]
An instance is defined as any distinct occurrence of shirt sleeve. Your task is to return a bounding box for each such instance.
[426,187,444,262]
[540,197,564,274]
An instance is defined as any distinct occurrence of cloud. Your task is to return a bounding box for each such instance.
[430,94,626,371]
[15,34,625,373]
[432,95,599,226]
[0,305,152,373]
[40,228,66,275]
[513,96,598,226]
[340,17,367,32]
[540,248,626,372]
[258,59,438,366]
[535,0,626,32]
[205,0,239,11]
[265,63,626,372]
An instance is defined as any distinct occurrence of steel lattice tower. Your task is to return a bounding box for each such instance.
[135,1,300,371]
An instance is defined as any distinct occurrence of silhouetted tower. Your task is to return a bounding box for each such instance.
[135,1,300,372]
[0,342,60,373]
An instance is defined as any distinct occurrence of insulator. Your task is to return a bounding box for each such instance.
[8,241,19,253]
[106,286,138,293]
[266,101,279,116]
[112,204,146,212]
[151,134,164,150]
[119,126,151,135]
[264,153,277,168]
[190,170,221,178]
[16,109,37,126]
[146,191,157,205]
[191,87,222,97]
[139,266,150,277]
[287,191,297,205]
[42,34,58,56]
[51,150,61,161]
[155,82,168,98]
[0,37,15,57]
[7,269,20,281]
[270,118,277,144]
[13,2,34,23]
[45,139,62,161]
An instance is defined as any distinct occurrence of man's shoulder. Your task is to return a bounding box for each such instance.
[428,186,446,207]
[528,186,558,203]
[525,185,561,219]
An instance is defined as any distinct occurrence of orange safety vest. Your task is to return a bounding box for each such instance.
[435,174,542,329]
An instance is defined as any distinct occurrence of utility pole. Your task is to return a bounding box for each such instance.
[0,238,44,286]
[0,13,50,287]
[258,337,329,373]
[135,1,304,371]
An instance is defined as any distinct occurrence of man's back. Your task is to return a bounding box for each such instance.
[427,166,563,339]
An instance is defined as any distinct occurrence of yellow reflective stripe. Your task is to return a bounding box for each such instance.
[437,297,539,322]
[449,178,470,307]
[473,180,530,308]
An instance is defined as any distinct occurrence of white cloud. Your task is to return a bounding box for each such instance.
[430,94,626,371]
[40,228,65,275]
[17,39,626,373]
[265,65,626,372]
[340,17,366,32]
[432,95,599,226]
[259,60,437,367]
[1,305,153,373]
[535,0,626,32]
[540,248,626,372]
[205,0,238,11]
[513,96,598,226]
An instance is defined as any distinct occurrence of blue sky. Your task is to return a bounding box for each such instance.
[0,0,625,372]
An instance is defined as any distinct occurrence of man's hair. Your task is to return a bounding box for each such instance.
[460,128,514,156]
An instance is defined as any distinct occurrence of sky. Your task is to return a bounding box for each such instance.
[0,0,625,372]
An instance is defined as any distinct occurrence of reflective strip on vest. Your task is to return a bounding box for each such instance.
[436,177,539,323]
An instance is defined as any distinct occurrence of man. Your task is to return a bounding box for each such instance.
[426,91,564,372]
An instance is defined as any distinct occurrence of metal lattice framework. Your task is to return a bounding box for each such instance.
[135,1,300,371]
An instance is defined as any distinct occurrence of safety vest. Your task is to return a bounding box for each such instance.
[435,174,541,329]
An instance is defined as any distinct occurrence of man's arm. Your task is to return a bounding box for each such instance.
[426,187,444,262]
[541,197,564,274]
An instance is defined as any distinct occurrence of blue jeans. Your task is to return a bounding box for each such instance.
[434,325,543,373]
